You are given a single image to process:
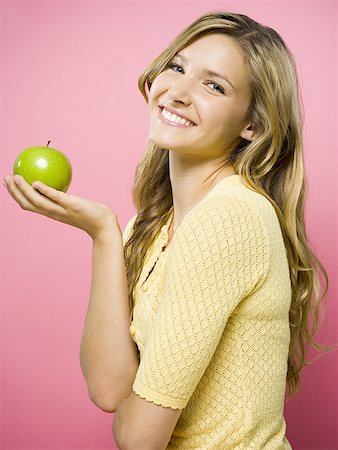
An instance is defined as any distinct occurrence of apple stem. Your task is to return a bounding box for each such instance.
[47,140,51,147]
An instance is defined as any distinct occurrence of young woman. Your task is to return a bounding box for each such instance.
[3,11,334,450]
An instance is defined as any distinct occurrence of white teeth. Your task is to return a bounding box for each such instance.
[161,107,195,126]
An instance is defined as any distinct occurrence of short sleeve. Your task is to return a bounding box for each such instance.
[132,197,270,409]
[122,213,138,246]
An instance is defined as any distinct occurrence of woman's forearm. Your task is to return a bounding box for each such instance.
[80,227,139,412]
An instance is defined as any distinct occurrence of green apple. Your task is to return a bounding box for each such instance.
[13,141,72,192]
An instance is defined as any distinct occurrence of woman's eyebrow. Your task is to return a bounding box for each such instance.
[175,53,236,91]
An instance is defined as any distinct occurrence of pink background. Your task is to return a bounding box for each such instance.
[0,1,337,449]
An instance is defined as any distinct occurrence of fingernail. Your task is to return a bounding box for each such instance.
[3,178,9,188]
[14,176,20,185]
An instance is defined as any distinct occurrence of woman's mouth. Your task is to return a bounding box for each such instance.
[158,107,196,128]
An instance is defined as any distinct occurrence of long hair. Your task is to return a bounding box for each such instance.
[123,11,336,400]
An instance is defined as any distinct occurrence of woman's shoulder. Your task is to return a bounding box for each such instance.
[186,182,275,229]
[166,184,279,262]
[167,186,271,286]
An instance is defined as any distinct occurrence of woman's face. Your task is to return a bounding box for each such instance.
[147,33,253,159]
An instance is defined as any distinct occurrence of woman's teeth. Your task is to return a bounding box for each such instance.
[161,107,195,127]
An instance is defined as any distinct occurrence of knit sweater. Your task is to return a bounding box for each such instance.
[123,174,292,449]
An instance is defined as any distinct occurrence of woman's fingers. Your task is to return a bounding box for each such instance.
[32,179,69,207]
[4,175,66,218]
[4,175,41,212]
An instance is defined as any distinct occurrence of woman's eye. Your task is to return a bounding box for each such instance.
[168,63,183,73]
[207,82,225,94]
[167,63,225,94]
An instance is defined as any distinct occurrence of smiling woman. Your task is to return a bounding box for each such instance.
[121,10,335,450]
[3,8,335,450]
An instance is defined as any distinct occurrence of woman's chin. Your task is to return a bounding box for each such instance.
[148,132,171,149]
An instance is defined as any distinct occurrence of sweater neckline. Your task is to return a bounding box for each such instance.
[137,174,243,291]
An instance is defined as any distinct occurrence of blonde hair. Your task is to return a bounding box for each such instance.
[124,11,337,400]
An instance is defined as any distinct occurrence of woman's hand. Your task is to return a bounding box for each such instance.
[3,174,120,240]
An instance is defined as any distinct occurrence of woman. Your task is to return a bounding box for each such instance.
[3,11,334,450]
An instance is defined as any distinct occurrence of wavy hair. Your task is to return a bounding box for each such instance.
[123,11,336,400]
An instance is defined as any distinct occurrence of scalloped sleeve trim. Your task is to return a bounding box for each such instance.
[133,379,186,410]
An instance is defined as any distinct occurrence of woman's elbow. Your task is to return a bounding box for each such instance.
[87,388,117,413]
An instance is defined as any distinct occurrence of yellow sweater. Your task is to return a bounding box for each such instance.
[123,174,292,449]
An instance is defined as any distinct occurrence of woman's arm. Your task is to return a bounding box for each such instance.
[80,227,139,413]
[3,174,139,413]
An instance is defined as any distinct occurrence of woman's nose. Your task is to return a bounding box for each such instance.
[167,77,192,104]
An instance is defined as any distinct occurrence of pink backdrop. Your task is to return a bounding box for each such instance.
[1,1,337,449]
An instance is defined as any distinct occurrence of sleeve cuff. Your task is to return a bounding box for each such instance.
[133,379,187,409]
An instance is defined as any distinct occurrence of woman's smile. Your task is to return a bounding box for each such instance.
[158,106,196,128]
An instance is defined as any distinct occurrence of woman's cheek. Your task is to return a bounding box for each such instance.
[152,71,174,92]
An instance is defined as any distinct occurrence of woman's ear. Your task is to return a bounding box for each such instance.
[240,123,257,141]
